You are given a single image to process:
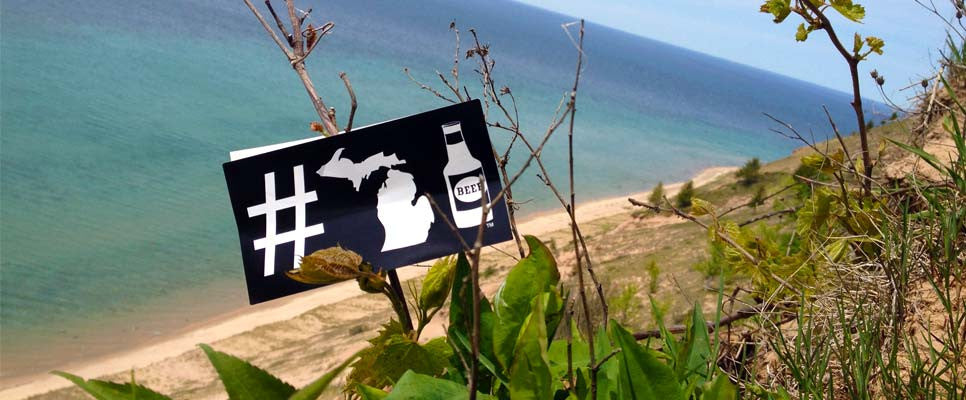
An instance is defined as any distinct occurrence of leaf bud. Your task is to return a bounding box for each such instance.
[286,246,363,285]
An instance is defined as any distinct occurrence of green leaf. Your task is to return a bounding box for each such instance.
[383,371,494,400]
[610,321,685,400]
[508,293,554,400]
[702,373,737,400]
[447,252,500,384]
[419,255,457,312]
[852,33,863,55]
[289,351,360,400]
[649,296,679,361]
[548,336,588,393]
[760,0,792,23]
[349,334,452,390]
[823,238,850,262]
[571,327,620,400]
[690,198,714,216]
[448,325,507,384]
[887,139,946,176]
[348,320,405,389]
[356,384,389,400]
[52,371,171,400]
[199,344,297,400]
[865,36,884,55]
[829,0,865,22]
[677,305,711,384]
[492,235,560,368]
[800,154,826,171]
[795,23,810,42]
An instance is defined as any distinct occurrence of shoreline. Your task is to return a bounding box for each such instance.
[0,166,736,400]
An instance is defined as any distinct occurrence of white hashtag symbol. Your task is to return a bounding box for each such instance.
[246,165,325,277]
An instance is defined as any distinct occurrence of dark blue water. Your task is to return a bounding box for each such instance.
[0,0,879,377]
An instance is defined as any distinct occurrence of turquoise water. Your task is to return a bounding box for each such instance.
[0,0,881,378]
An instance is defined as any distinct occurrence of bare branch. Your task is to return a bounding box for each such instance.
[242,0,294,59]
[718,182,797,218]
[633,302,796,340]
[738,208,798,227]
[291,21,334,66]
[283,0,303,57]
[263,0,294,47]
[339,72,358,133]
[403,68,457,103]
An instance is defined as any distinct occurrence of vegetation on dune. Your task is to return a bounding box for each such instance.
[54,0,965,399]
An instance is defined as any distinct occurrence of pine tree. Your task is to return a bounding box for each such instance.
[750,185,766,209]
[647,181,664,205]
[675,180,694,209]
[736,158,762,186]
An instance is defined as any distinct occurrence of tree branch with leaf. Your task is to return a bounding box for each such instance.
[761,0,884,196]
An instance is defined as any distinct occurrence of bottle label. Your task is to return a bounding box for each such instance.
[447,168,488,211]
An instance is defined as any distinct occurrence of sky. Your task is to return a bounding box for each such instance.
[514,0,955,107]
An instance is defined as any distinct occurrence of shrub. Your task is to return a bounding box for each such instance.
[646,260,660,294]
[675,180,695,209]
[648,181,665,205]
[736,158,762,186]
[750,185,766,209]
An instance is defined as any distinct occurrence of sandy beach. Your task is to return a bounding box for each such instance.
[2,166,736,400]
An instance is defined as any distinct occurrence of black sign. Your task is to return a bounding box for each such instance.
[223,100,512,304]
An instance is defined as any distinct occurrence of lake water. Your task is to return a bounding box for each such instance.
[0,0,883,378]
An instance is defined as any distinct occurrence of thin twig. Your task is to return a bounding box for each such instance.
[633,302,795,340]
[339,72,357,133]
[468,176,491,400]
[560,20,599,400]
[263,0,294,47]
[242,0,294,58]
[739,208,798,227]
[403,68,457,103]
[718,182,797,218]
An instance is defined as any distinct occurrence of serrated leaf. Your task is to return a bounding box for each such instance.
[800,154,825,171]
[289,351,360,400]
[52,371,172,400]
[761,0,792,23]
[199,344,296,400]
[384,371,495,400]
[830,0,865,21]
[610,320,685,400]
[347,321,405,389]
[348,333,451,390]
[419,255,456,312]
[691,198,714,216]
[796,23,810,42]
[853,33,863,55]
[287,246,363,285]
[864,36,884,55]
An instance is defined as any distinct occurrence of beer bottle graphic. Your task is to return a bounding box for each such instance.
[441,121,493,228]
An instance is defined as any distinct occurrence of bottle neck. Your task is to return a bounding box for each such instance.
[443,125,473,161]
[446,140,473,161]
